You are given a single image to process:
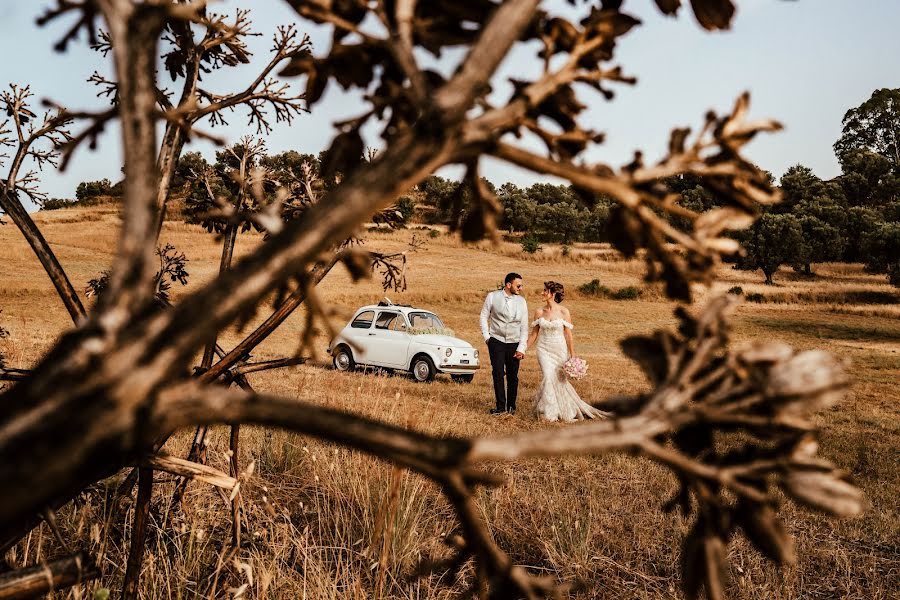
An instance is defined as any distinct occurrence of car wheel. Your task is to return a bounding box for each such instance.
[411,355,436,383]
[451,374,475,384]
[332,346,355,372]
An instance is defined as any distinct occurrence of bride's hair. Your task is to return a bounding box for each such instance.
[543,281,564,303]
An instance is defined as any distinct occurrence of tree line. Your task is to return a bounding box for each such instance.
[57,87,900,288]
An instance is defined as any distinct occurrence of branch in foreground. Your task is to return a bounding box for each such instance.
[0,551,99,600]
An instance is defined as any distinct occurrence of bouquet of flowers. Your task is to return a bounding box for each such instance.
[562,356,588,380]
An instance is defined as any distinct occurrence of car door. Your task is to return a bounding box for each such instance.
[345,310,376,364]
[372,311,411,367]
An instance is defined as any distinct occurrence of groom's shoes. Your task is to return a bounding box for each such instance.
[489,408,506,416]
[507,408,516,416]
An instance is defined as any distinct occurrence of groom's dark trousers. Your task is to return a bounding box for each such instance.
[486,337,520,412]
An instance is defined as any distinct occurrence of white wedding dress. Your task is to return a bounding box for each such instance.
[531,318,611,422]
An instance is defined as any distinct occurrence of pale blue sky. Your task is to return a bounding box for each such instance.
[1,0,898,204]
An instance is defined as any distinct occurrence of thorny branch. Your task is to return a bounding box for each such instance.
[0,1,863,599]
[0,85,85,323]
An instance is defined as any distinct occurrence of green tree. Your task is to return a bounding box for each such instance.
[526,182,579,206]
[862,221,900,286]
[841,206,883,262]
[796,215,844,274]
[834,88,900,168]
[583,202,613,242]
[498,183,536,232]
[74,178,113,203]
[837,148,900,207]
[173,151,209,188]
[535,202,586,244]
[882,201,900,223]
[741,212,805,284]
[777,165,834,213]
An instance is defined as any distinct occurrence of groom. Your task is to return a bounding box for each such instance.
[480,272,528,415]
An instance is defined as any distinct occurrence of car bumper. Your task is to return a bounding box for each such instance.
[438,364,480,374]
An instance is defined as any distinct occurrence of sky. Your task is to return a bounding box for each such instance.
[1,0,899,206]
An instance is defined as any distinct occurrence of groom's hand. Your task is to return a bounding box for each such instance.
[514,351,524,360]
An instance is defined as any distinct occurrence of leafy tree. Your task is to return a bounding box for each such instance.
[75,178,113,202]
[841,206,883,262]
[777,165,835,213]
[837,148,900,207]
[834,88,900,168]
[791,194,847,274]
[796,215,844,274]
[394,196,417,224]
[172,151,210,188]
[583,202,613,242]
[535,201,587,244]
[862,222,900,286]
[882,201,900,223]
[498,182,536,232]
[741,212,805,284]
[526,182,579,206]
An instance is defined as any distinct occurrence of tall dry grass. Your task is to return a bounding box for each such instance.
[1,207,898,598]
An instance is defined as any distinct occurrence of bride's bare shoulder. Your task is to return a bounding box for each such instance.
[561,306,572,321]
[533,307,545,319]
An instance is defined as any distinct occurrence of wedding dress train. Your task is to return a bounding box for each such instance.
[531,318,610,422]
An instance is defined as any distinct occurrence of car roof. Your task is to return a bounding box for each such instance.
[355,304,435,315]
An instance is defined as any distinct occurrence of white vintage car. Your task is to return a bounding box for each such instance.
[328,302,480,383]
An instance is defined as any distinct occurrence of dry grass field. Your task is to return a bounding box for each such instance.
[2,205,899,599]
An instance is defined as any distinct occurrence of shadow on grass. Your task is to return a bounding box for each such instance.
[743,290,900,305]
[746,316,900,343]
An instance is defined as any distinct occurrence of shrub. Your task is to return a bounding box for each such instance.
[520,234,543,254]
[395,196,417,224]
[42,198,77,210]
[428,229,440,239]
[745,292,766,303]
[578,279,612,297]
[728,286,744,295]
[561,244,571,257]
[611,286,641,300]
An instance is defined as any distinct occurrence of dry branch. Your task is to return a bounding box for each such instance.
[143,453,237,494]
[0,2,863,599]
[0,551,99,600]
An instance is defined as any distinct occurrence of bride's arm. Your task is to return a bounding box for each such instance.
[563,310,575,358]
[526,309,541,350]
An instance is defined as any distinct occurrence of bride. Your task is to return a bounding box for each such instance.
[527,281,611,422]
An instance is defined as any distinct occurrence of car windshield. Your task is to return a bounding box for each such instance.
[408,312,443,329]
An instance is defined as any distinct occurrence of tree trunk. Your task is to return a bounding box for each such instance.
[0,191,86,324]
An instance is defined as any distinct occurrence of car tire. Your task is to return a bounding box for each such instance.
[451,374,475,384]
[411,355,436,383]
[332,346,355,372]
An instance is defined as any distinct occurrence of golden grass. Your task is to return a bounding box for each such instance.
[1,206,899,598]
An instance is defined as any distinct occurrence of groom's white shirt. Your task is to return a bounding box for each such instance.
[480,289,528,354]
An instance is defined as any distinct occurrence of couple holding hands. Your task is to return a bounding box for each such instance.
[479,273,611,422]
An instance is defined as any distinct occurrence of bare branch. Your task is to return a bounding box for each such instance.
[0,551,100,600]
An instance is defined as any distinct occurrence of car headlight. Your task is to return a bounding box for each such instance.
[445,348,453,357]
[474,349,479,359]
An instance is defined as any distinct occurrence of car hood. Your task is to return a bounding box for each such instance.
[412,334,474,348]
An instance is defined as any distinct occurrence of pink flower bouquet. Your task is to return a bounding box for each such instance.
[562,356,588,380]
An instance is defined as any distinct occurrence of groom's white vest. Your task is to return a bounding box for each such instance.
[480,290,528,352]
